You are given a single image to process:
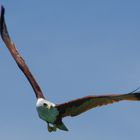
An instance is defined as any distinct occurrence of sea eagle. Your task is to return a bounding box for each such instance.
[0,6,140,132]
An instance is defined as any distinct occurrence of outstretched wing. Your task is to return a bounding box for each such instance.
[0,6,44,99]
[56,92,140,117]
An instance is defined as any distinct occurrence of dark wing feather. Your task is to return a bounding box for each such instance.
[0,6,44,99]
[56,92,140,118]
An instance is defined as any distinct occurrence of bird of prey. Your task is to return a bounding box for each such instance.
[0,6,140,132]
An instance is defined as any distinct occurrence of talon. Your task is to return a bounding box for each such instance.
[47,123,56,132]
[48,126,53,132]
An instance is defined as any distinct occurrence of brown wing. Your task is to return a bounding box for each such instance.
[56,92,140,118]
[0,6,44,99]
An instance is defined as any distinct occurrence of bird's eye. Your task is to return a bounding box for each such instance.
[43,103,47,106]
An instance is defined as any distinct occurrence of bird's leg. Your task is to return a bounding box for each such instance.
[47,122,57,132]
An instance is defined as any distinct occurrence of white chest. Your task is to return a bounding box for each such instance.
[36,107,59,123]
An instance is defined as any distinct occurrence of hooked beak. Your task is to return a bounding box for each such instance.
[47,105,52,109]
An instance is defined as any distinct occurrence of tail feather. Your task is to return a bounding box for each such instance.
[56,121,69,131]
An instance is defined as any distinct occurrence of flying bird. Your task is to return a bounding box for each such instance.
[0,6,140,132]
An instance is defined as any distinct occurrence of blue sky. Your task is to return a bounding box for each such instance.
[0,0,140,139]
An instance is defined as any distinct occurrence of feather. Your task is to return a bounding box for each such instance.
[0,6,45,99]
[56,92,140,117]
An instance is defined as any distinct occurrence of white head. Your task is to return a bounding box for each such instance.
[36,98,56,109]
[36,98,58,123]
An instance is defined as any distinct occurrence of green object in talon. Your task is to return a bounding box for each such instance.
[47,123,56,132]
